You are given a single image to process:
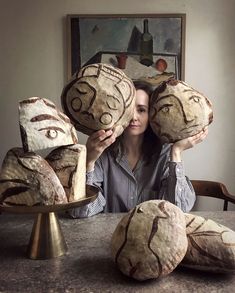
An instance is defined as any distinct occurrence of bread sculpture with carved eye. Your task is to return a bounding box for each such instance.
[46,144,86,202]
[19,97,78,152]
[149,79,213,143]
[0,148,67,206]
[61,63,136,137]
[181,213,235,273]
[111,200,188,281]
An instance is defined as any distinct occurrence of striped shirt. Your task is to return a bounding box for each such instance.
[68,143,195,218]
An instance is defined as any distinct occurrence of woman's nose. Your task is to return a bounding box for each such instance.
[132,109,138,120]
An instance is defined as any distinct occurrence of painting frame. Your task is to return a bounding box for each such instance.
[66,14,186,83]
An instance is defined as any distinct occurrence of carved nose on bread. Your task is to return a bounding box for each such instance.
[81,111,95,120]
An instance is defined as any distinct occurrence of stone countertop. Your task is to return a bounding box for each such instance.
[0,211,235,292]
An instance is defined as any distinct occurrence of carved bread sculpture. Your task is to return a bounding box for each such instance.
[0,148,67,206]
[61,63,136,137]
[46,144,86,202]
[181,213,235,272]
[19,97,78,152]
[111,200,188,281]
[150,79,213,142]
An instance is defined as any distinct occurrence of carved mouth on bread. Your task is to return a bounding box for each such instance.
[180,124,199,132]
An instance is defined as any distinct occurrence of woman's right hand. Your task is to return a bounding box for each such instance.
[86,129,116,171]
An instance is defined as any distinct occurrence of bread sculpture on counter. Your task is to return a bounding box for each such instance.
[111,200,188,281]
[181,213,235,273]
[61,63,136,137]
[0,94,88,206]
[149,79,213,143]
[111,201,235,281]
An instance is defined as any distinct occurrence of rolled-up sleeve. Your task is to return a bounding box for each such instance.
[159,161,196,212]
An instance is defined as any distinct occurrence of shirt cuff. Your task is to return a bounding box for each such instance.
[168,161,185,178]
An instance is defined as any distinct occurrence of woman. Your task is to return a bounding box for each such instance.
[69,81,208,218]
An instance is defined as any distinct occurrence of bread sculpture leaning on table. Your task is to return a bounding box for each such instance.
[111,200,188,281]
[181,213,235,273]
[0,97,87,205]
[111,201,235,281]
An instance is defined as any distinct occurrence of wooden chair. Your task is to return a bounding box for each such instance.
[191,180,235,211]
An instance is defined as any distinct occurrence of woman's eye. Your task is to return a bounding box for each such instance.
[138,108,146,113]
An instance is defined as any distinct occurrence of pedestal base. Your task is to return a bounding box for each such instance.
[27,212,68,259]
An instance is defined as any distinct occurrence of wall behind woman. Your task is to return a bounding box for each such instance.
[0,0,235,210]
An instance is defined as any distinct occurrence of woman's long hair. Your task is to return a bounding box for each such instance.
[109,80,162,165]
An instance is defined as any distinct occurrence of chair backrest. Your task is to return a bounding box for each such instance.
[191,180,235,211]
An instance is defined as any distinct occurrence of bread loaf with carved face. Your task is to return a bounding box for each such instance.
[19,97,78,152]
[61,63,136,137]
[150,79,213,143]
[0,148,67,206]
[46,144,86,202]
[182,213,235,272]
[111,200,188,281]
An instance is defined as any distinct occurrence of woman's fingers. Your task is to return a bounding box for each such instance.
[191,127,209,143]
[89,129,113,143]
[173,127,209,152]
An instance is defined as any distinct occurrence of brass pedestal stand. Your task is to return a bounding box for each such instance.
[27,212,68,259]
[0,185,98,260]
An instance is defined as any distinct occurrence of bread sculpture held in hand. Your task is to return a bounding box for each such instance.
[150,79,213,143]
[61,63,136,137]
[111,200,188,281]
[182,213,235,273]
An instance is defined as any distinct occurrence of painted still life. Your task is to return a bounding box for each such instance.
[67,14,186,85]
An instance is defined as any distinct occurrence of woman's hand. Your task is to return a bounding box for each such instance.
[86,129,116,171]
[171,127,209,162]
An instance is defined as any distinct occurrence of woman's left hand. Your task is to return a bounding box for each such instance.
[171,127,209,162]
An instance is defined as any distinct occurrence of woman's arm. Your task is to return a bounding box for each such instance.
[170,128,208,162]
[86,129,116,171]
[159,128,209,212]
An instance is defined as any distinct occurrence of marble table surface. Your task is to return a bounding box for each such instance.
[0,211,235,293]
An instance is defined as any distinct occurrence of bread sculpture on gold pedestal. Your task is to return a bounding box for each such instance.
[0,148,67,206]
[150,79,213,143]
[0,95,86,206]
[61,63,136,137]
[19,97,78,152]
[46,144,86,202]
[111,200,188,281]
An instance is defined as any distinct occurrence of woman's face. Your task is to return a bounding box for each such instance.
[125,89,149,137]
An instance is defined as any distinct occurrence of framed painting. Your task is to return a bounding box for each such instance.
[66,14,186,86]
